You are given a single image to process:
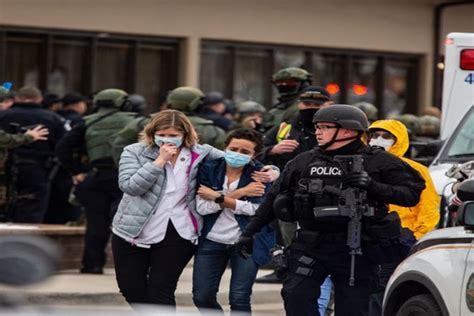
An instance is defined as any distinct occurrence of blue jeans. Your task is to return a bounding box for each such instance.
[192,238,259,314]
[318,276,333,316]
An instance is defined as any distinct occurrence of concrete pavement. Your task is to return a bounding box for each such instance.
[0,263,285,315]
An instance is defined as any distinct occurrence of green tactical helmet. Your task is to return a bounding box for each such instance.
[418,115,440,137]
[272,67,312,97]
[167,87,204,113]
[236,100,266,114]
[352,102,378,122]
[93,88,128,108]
[396,114,421,136]
[272,67,312,82]
[312,104,369,131]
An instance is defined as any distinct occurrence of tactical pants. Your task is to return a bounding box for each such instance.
[10,163,49,223]
[281,230,373,316]
[75,167,122,270]
[44,168,81,224]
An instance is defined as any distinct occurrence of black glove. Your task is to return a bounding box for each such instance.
[235,235,253,259]
[343,171,372,189]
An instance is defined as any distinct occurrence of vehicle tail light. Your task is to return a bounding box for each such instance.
[460,49,474,70]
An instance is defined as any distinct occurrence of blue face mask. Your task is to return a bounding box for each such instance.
[224,150,251,168]
[154,135,183,148]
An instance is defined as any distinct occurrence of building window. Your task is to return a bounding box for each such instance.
[0,27,179,111]
[200,41,421,116]
[5,36,42,88]
[49,39,88,96]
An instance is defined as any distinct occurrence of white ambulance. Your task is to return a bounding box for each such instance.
[429,33,474,221]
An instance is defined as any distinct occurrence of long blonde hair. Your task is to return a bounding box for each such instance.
[142,110,199,147]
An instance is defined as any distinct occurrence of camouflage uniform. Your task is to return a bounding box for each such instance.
[0,131,34,220]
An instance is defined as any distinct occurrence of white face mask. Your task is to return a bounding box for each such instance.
[369,137,395,151]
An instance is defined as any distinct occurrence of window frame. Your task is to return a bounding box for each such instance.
[0,25,180,110]
[201,39,422,114]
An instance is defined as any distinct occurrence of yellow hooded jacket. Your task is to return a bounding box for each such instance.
[369,120,440,239]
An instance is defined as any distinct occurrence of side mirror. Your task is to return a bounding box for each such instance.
[457,201,474,230]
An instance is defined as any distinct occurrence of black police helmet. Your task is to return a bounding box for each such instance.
[312,104,369,131]
[457,179,474,202]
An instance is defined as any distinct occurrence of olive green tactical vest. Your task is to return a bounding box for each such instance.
[84,109,136,162]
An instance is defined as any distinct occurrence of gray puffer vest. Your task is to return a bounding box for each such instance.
[112,142,223,240]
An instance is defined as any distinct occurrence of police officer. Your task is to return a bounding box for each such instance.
[236,105,425,316]
[0,86,66,223]
[56,88,137,274]
[267,67,312,126]
[45,92,89,224]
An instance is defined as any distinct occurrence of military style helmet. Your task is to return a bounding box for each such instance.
[93,88,128,108]
[127,94,147,114]
[236,100,266,114]
[418,115,440,137]
[167,87,204,113]
[352,102,378,122]
[272,67,312,97]
[312,104,369,131]
[396,114,421,136]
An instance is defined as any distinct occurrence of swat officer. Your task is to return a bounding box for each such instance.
[56,88,137,274]
[267,67,312,127]
[236,105,425,316]
[168,87,227,149]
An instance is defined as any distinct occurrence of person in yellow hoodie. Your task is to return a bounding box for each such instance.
[368,119,440,238]
[366,119,440,316]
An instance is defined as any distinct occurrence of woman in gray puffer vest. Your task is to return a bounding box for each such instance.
[111,110,277,308]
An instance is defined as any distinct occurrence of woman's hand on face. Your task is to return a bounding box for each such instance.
[197,185,221,201]
[241,182,266,197]
[251,166,279,183]
[154,143,177,167]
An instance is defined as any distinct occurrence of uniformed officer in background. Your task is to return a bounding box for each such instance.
[56,88,137,274]
[236,105,425,316]
[267,67,312,126]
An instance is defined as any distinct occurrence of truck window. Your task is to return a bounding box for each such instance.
[441,106,474,161]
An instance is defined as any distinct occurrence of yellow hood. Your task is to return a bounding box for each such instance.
[368,120,409,157]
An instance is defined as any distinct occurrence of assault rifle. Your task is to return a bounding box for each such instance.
[310,155,374,286]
